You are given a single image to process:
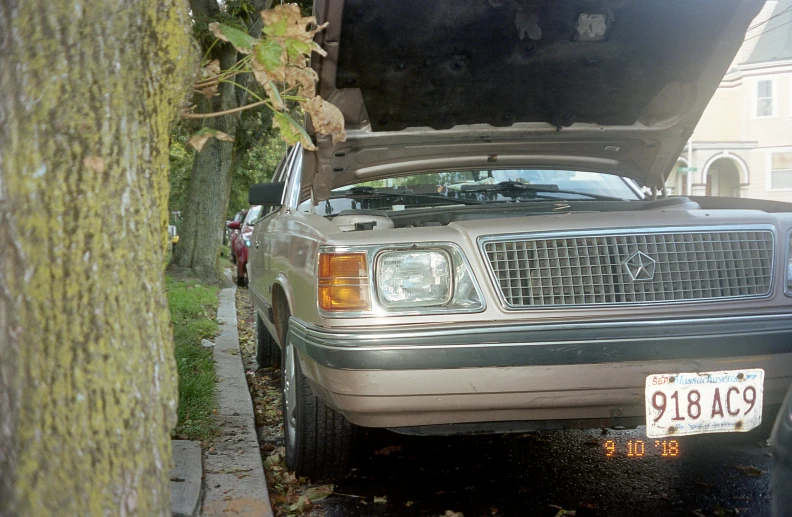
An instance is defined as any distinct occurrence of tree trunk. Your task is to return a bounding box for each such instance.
[0,0,195,515]
[171,43,239,279]
[171,0,272,280]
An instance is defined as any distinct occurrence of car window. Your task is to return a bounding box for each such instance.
[244,205,263,225]
[262,149,292,216]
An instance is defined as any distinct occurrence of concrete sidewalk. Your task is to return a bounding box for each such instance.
[200,284,274,517]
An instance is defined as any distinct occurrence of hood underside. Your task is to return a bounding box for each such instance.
[306,0,763,200]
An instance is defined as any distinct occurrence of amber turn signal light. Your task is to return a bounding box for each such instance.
[318,253,371,311]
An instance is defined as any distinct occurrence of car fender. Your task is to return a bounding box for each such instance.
[272,272,297,341]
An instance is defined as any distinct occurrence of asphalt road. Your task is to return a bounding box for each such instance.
[317,425,774,517]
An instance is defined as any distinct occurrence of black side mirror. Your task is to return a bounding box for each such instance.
[249,182,285,206]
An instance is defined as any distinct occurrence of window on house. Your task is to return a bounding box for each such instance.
[771,152,792,189]
[756,80,773,117]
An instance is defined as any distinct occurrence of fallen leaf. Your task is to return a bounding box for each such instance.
[444,511,465,517]
[288,495,310,512]
[374,445,403,456]
[691,510,706,517]
[188,128,234,152]
[83,156,105,174]
[373,495,387,504]
[304,484,333,501]
[405,500,414,507]
[549,505,575,517]
[735,465,766,477]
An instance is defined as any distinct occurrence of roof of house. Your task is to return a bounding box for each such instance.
[743,0,792,64]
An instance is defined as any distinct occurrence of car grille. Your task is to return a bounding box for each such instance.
[482,228,775,307]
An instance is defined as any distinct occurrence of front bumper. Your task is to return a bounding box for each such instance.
[289,314,792,429]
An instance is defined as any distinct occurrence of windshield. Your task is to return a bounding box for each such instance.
[300,169,641,216]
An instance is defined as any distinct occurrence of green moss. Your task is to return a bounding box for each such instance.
[166,276,219,441]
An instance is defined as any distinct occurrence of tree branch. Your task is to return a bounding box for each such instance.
[181,100,269,119]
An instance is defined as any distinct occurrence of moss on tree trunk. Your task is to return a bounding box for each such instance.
[0,0,195,515]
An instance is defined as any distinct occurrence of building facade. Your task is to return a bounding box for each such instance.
[665,0,792,201]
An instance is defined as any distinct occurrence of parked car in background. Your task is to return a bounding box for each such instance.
[225,209,248,248]
[228,205,262,287]
[245,0,792,482]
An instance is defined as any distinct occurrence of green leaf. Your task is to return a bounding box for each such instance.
[208,22,257,54]
[272,112,316,150]
[284,38,312,61]
[254,40,285,72]
[264,80,285,111]
[263,18,287,37]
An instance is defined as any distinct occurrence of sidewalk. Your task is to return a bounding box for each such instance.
[200,283,274,517]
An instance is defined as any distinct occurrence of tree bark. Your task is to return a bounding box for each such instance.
[171,40,239,278]
[171,0,272,279]
[0,0,195,515]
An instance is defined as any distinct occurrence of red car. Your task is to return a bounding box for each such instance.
[227,205,261,287]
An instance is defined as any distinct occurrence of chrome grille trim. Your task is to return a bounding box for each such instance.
[479,226,776,308]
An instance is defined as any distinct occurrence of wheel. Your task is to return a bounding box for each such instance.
[255,312,280,369]
[282,319,356,481]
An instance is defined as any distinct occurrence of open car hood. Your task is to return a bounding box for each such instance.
[305,0,763,200]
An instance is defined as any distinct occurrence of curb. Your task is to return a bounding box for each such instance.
[201,285,274,517]
[171,440,202,517]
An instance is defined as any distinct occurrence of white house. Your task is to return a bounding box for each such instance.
[666,0,792,200]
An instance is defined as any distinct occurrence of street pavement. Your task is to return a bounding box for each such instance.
[316,426,773,517]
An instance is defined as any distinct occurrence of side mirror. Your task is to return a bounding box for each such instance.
[226,221,241,230]
[249,182,286,206]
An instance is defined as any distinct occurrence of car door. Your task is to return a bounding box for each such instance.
[248,149,295,314]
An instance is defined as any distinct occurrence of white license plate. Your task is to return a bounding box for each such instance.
[644,369,764,438]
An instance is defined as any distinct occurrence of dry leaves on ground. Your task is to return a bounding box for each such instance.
[235,287,330,517]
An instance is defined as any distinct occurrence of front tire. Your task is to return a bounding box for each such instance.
[255,312,280,369]
[281,323,356,481]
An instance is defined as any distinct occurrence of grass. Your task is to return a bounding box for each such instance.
[166,275,219,441]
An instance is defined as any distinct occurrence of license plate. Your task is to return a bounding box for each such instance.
[644,369,764,438]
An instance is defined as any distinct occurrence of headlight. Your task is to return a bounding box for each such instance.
[377,250,452,307]
[318,243,485,316]
[244,238,251,247]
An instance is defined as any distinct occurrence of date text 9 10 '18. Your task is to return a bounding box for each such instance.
[604,440,680,457]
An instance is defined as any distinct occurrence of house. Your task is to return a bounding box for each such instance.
[665,0,792,200]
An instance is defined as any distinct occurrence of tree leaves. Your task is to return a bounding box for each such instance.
[188,128,234,152]
[254,40,286,74]
[303,96,346,144]
[189,4,346,151]
[273,112,316,151]
[208,22,256,54]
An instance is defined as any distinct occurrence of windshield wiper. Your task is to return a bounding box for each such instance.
[461,181,625,201]
[334,187,484,205]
